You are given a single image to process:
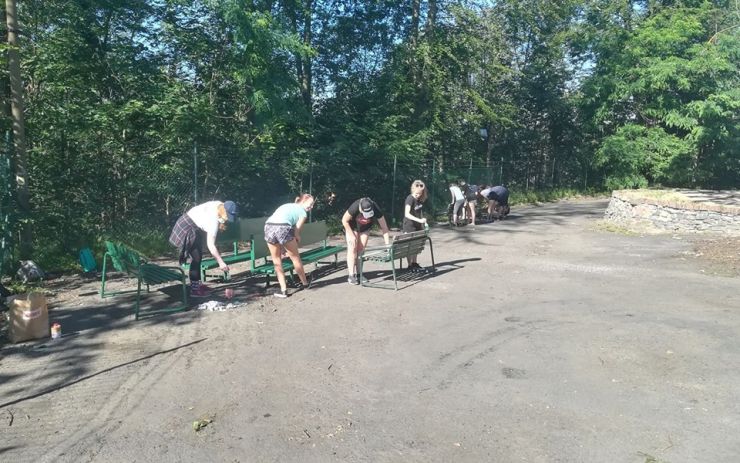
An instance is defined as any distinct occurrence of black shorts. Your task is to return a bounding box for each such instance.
[402,221,423,233]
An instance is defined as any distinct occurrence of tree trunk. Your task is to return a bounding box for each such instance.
[5,0,32,258]
[300,0,313,111]
[410,0,420,46]
[485,126,494,169]
[427,0,437,38]
[291,0,313,112]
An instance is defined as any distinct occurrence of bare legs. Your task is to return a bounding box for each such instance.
[345,231,369,277]
[452,199,465,224]
[487,200,495,219]
[267,239,309,293]
[467,200,476,225]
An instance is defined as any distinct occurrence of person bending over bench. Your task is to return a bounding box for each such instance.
[481,185,510,219]
[263,194,314,298]
[169,200,238,297]
[342,197,391,286]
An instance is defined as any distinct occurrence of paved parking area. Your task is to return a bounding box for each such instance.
[1,199,738,462]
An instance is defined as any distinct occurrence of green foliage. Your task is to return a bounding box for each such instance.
[510,188,607,205]
[596,124,692,188]
[579,1,739,189]
[1,0,737,273]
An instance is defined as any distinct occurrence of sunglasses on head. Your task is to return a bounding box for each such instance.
[414,182,425,188]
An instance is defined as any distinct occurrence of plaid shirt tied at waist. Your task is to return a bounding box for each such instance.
[169,213,198,264]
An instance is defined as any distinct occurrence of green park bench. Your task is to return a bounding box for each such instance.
[100,241,188,320]
[250,220,346,287]
[358,229,435,290]
[182,217,268,281]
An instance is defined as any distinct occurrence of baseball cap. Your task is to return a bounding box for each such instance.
[223,200,238,222]
[359,198,374,219]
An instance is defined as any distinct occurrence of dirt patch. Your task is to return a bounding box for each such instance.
[592,219,647,236]
[688,236,740,277]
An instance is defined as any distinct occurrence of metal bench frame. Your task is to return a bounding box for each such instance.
[100,241,188,320]
[358,230,435,290]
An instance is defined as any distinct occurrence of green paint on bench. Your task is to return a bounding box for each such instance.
[358,229,435,290]
[100,241,188,320]
[250,221,346,286]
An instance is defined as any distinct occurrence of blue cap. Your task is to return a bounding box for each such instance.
[223,201,238,222]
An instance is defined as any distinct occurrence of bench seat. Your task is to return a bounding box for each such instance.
[252,244,346,276]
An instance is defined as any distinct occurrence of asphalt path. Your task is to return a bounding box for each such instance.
[2,199,738,462]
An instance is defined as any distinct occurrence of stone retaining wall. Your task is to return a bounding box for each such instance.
[605,191,740,235]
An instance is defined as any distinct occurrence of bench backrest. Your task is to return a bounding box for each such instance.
[216,221,240,244]
[105,241,144,274]
[391,230,428,260]
[299,221,329,248]
[217,217,268,244]
[251,235,270,262]
[239,217,268,241]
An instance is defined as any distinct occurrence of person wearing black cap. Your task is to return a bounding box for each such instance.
[169,200,238,297]
[341,197,391,285]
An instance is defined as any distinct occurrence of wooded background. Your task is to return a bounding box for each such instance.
[0,0,737,271]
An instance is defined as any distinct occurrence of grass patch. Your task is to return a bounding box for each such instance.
[618,189,692,205]
[4,281,39,295]
[591,220,640,236]
[511,188,608,206]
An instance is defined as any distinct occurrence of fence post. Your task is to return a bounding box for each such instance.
[431,159,436,221]
[308,161,313,222]
[468,157,473,183]
[390,154,397,227]
[193,141,198,204]
[0,130,12,276]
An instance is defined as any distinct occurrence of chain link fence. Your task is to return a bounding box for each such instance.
[2,140,521,272]
[0,133,14,277]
